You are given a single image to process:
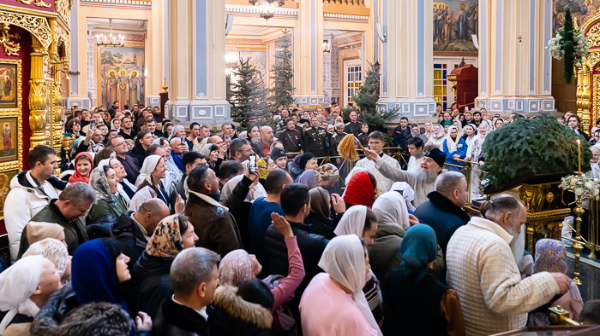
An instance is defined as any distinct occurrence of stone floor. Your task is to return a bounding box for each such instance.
[566,250,600,301]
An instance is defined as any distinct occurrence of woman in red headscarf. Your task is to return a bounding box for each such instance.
[68,152,94,184]
[343,171,378,209]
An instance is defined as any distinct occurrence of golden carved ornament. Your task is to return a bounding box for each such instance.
[0,23,20,56]
[0,11,52,50]
[15,0,51,8]
[55,0,72,25]
[0,59,23,173]
[585,23,600,48]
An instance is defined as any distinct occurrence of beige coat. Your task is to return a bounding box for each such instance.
[446,217,560,336]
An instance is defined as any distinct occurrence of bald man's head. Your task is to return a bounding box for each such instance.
[136,198,170,233]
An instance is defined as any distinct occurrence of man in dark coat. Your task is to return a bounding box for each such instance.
[279,119,304,153]
[112,199,170,269]
[303,117,328,158]
[184,166,254,256]
[111,136,140,185]
[414,171,470,256]
[344,110,361,136]
[152,248,221,336]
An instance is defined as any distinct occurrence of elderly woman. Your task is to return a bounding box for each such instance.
[201,143,223,174]
[17,222,66,260]
[156,137,183,184]
[527,239,583,326]
[383,224,465,336]
[426,123,446,151]
[300,235,382,336]
[23,238,71,284]
[87,166,127,224]
[131,214,198,319]
[218,214,305,334]
[334,206,383,326]
[442,126,467,172]
[130,155,182,213]
[0,255,62,336]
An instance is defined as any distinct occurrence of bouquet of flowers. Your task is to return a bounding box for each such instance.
[559,174,600,200]
[546,9,592,83]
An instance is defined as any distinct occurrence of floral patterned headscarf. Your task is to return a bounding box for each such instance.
[219,249,254,287]
[145,214,185,258]
[534,239,568,274]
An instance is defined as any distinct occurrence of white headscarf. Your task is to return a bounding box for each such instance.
[318,235,383,336]
[372,190,410,231]
[334,205,367,237]
[444,126,460,153]
[135,155,163,188]
[97,158,135,204]
[390,182,416,212]
[0,255,46,333]
[170,125,185,141]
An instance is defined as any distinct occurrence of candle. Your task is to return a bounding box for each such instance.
[577,139,582,173]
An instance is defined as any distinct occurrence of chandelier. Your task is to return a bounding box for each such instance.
[249,0,285,20]
[95,19,125,48]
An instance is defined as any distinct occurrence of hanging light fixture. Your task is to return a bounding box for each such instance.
[249,0,286,20]
[95,19,125,48]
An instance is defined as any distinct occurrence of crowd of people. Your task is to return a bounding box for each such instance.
[1,101,600,336]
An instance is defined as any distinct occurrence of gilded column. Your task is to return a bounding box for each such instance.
[49,20,63,162]
[29,38,49,149]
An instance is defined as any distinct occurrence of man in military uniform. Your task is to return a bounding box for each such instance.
[303,117,328,158]
[344,110,361,136]
[279,119,303,153]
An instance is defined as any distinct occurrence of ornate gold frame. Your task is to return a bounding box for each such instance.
[0,59,23,173]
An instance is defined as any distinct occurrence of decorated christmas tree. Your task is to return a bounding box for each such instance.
[351,62,399,133]
[228,56,267,129]
[269,30,295,110]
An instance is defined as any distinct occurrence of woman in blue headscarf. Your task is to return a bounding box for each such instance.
[382,224,465,336]
[32,238,152,335]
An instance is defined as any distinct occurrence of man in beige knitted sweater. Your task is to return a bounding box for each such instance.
[447,194,572,335]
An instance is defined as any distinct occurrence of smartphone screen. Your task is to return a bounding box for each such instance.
[90,120,95,129]
[249,154,257,174]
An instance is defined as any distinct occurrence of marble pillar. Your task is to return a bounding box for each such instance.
[378,0,436,118]
[166,0,231,126]
[475,0,555,113]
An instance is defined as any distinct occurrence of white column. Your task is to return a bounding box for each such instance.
[293,0,325,105]
[66,0,91,109]
[166,0,231,125]
[378,0,436,118]
[475,0,554,113]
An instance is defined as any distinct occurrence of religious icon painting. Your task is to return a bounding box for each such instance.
[0,117,17,162]
[0,63,17,109]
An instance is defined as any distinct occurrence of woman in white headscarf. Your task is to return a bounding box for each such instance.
[0,255,62,336]
[333,206,383,327]
[467,120,491,200]
[426,123,446,151]
[97,158,137,207]
[130,155,182,213]
[369,188,414,281]
[300,235,382,336]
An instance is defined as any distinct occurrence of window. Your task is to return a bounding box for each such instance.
[344,62,362,106]
[433,63,448,111]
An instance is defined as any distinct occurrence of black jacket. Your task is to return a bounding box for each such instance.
[132,252,174,319]
[131,144,147,169]
[117,155,140,185]
[265,221,329,298]
[304,212,340,240]
[414,191,470,256]
[112,210,148,270]
[208,285,273,336]
[152,298,210,336]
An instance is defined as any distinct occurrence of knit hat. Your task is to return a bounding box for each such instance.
[271,147,287,161]
[299,152,315,170]
[425,148,446,169]
[25,222,64,245]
